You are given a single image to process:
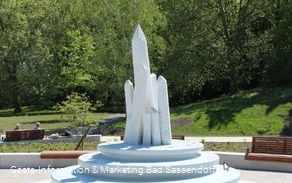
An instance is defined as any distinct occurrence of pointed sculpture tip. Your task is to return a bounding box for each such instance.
[133,24,146,41]
[125,80,133,86]
[158,75,166,82]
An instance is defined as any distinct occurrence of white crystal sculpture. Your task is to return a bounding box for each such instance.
[33,25,251,183]
[123,25,172,145]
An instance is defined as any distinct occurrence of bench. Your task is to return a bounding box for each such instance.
[41,151,95,159]
[245,136,292,163]
[120,135,185,141]
[5,129,45,142]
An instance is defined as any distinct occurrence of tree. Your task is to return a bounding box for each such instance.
[157,0,273,105]
[263,0,292,86]
[0,0,51,112]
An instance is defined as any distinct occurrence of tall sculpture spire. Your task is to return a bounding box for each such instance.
[123,25,172,145]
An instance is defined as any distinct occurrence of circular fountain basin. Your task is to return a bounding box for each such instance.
[78,151,219,179]
[50,164,245,183]
[98,140,203,161]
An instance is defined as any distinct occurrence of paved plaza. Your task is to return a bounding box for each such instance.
[0,168,291,183]
[0,136,290,183]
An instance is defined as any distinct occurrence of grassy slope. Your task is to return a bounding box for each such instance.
[104,85,292,136]
[170,85,292,136]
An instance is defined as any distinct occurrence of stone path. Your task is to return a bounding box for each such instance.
[99,113,126,125]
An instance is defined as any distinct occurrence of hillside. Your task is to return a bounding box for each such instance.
[105,85,292,136]
[170,85,292,136]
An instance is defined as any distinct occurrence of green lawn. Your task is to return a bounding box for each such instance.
[0,109,109,135]
[104,85,292,136]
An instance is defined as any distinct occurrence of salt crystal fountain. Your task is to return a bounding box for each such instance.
[37,25,252,183]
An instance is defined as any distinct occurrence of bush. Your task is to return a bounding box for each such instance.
[54,92,93,133]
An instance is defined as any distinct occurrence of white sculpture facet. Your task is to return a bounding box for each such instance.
[158,76,172,145]
[124,64,148,144]
[150,73,159,109]
[124,80,133,118]
[150,74,161,145]
[151,107,161,145]
[143,112,152,145]
[123,25,172,145]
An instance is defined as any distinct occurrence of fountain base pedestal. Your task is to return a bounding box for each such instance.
[35,140,253,183]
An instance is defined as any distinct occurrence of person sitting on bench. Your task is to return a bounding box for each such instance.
[13,123,20,130]
[33,122,41,130]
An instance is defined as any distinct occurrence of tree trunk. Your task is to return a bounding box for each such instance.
[13,94,22,113]
[230,78,239,94]
[14,101,22,113]
[10,64,22,113]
